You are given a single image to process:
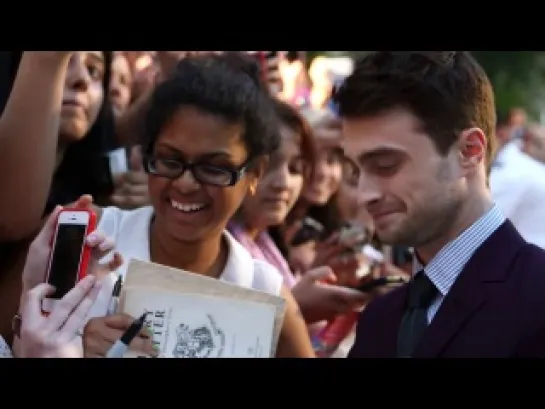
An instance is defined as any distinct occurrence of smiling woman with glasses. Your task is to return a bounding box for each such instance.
[80,52,316,358]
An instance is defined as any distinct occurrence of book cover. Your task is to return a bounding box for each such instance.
[119,259,287,357]
[122,288,276,358]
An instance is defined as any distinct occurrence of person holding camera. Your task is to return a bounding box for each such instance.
[7,204,122,358]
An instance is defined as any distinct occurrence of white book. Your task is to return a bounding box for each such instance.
[121,259,287,354]
[122,287,277,358]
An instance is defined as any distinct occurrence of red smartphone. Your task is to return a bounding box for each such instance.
[42,208,97,313]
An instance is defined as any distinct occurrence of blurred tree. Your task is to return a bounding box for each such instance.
[471,51,545,119]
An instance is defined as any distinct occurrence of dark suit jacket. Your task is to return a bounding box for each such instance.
[349,221,545,358]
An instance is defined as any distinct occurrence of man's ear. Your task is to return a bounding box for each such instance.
[247,156,269,195]
[458,128,487,172]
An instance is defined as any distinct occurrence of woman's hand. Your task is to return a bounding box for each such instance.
[291,267,370,324]
[310,233,347,269]
[22,201,118,293]
[83,314,157,358]
[18,276,102,358]
[293,232,364,286]
[109,146,150,209]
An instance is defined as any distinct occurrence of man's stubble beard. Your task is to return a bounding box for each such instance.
[383,193,463,248]
[378,164,463,248]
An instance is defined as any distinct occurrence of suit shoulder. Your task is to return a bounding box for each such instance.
[518,244,545,274]
[514,244,545,299]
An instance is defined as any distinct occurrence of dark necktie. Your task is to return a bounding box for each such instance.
[397,272,438,358]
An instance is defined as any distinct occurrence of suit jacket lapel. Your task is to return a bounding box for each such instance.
[414,221,525,358]
[377,286,408,355]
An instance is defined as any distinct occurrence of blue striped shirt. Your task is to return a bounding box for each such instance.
[413,205,506,323]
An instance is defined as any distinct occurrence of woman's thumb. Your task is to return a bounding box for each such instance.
[129,145,144,171]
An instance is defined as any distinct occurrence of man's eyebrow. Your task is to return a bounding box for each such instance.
[357,147,405,163]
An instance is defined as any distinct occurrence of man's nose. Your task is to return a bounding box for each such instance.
[357,175,383,207]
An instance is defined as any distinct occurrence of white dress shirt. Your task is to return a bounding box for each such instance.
[90,206,284,318]
[490,141,545,249]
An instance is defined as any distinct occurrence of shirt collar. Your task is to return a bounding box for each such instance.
[413,205,506,296]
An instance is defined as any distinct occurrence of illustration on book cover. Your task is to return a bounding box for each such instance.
[173,314,225,358]
[122,290,276,358]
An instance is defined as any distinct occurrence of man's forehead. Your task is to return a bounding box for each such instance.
[341,141,408,161]
[340,113,428,156]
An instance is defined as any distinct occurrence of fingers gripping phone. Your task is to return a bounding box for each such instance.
[353,276,408,293]
[42,209,97,313]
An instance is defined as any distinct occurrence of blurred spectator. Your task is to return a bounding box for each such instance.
[0,52,116,345]
[278,54,310,108]
[230,98,367,325]
[309,57,334,110]
[490,113,545,249]
[521,123,545,164]
[110,52,133,121]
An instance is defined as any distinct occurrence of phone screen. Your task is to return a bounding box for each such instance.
[47,224,87,299]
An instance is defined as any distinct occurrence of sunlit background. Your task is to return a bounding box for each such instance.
[298,51,545,120]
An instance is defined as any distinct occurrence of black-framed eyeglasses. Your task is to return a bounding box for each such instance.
[144,155,251,187]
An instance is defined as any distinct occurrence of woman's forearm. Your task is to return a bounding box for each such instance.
[0,52,71,241]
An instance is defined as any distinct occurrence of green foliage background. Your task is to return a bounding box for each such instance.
[307,51,545,119]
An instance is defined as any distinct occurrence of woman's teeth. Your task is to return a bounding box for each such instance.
[170,199,206,213]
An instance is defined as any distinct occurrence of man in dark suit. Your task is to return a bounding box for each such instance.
[334,51,545,358]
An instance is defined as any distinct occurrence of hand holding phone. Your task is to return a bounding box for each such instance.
[42,208,97,313]
[109,146,150,209]
[353,275,407,293]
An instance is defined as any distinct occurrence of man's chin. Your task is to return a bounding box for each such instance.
[375,226,409,247]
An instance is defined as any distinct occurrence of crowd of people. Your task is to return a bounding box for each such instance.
[1,50,545,358]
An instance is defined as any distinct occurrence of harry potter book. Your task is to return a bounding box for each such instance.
[118,259,286,358]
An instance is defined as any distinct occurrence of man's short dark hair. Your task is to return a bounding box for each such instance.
[334,51,497,167]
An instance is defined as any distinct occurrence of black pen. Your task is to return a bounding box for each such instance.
[106,312,149,358]
[107,274,123,316]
